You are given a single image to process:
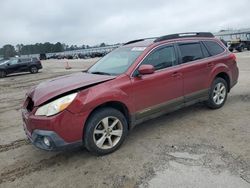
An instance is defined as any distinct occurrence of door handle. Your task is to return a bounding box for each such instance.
[171,72,181,78]
[207,62,214,67]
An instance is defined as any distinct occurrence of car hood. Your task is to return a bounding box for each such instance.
[27,72,116,106]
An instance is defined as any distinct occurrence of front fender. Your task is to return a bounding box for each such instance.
[68,81,134,115]
[86,87,133,112]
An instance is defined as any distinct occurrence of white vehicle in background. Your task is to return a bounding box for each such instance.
[214,28,250,52]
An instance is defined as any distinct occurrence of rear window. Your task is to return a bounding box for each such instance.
[178,42,204,63]
[201,43,210,58]
[203,41,225,56]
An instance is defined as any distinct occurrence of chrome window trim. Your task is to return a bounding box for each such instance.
[130,39,227,78]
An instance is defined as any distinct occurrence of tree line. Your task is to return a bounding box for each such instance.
[0,42,107,59]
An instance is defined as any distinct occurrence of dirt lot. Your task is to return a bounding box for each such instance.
[0,53,250,187]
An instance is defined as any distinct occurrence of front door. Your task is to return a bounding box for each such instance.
[6,59,20,74]
[131,44,184,120]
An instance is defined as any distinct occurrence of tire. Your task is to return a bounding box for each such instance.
[30,66,38,74]
[237,47,243,52]
[84,107,128,155]
[206,77,228,109]
[0,70,6,78]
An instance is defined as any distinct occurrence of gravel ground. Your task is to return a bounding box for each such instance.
[0,53,249,188]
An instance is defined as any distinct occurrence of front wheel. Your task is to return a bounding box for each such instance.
[0,70,7,78]
[206,77,228,109]
[84,107,128,155]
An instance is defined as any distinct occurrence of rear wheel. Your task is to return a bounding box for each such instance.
[84,107,128,155]
[30,66,38,74]
[0,70,6,78]
[206,77,228,109]
[237,47,243,52]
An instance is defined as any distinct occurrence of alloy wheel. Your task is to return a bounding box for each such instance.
[93,116,123,150]
[31,66,38,73]
[213,82,226,105]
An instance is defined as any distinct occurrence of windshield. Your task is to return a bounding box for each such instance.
[88,47,145,75]
[0,60,9,65]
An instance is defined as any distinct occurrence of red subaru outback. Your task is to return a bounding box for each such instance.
[21,32,239,155]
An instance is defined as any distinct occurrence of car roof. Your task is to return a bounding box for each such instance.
[123,32,215,47]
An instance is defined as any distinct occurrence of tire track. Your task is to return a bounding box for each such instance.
[0,151,78,184]
[0,104,22,113]
[229,94,250,102]
[0,139,30,153]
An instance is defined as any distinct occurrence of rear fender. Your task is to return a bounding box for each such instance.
[208,63,232,88]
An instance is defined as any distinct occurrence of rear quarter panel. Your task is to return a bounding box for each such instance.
[207,53,234,88]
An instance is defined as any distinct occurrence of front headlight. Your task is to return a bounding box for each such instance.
[35,93,77,116]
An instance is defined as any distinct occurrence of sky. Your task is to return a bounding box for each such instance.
[1,0,250,47]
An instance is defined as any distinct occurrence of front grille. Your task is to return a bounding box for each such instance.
[26,98,34,112]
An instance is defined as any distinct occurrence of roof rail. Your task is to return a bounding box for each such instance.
[154,32,214,42]
[123,37,156,45]
[124,39,145,45]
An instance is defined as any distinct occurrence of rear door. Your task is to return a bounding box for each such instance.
[19,58,31,72]
[131,44,184,120]
[177,41,212,104]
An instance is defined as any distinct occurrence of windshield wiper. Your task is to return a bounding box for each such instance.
[90,71,111,75]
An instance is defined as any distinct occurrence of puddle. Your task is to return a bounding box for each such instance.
[144,161,249,188]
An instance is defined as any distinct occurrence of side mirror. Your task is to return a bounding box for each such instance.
[138,64,155,75]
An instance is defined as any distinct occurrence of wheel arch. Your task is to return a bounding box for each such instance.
[209,63,232,92]
[214,72,231,92]
[29,64,38,68]
[83,100,132,136]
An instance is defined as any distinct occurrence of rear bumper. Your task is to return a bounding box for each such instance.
[38,64,43,69]
[25,129,82,151]
[230,65,239,90]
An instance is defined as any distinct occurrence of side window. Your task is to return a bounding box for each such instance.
[203,41,225,56]
[8,59,19,65]
[32,57,38,61]
[178,42,204,63]
[141,45,176,70]
[20,58,30,63]
[201,43,210,58]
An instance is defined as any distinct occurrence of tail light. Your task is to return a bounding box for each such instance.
[229,53,236,61]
